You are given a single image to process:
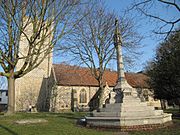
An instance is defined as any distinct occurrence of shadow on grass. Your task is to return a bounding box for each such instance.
[172,113,180,119]
[0,124,18,135]
[44,112,87,120]
[57,113,83,120]
[53,113,88,127]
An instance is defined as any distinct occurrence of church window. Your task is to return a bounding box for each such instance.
[79,89,87,103]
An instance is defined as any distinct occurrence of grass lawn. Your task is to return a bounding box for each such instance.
[0,112,113,135]
[0,112,179,135]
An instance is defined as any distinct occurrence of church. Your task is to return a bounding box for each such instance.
[14,19,161,112]
[15,57,161,112]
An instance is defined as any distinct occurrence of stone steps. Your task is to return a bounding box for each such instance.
[102,105,154,112]
[120,110,164,117]
[93,112,120,117]
[121,106,155,111]
[106,102,148,107]
[86,90,172,128]
[86,113,172,127]
[87,113,171,120]
[93,110,163,117]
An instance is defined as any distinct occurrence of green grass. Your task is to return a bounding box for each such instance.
[164,108,180,114]
[0,112,113,135]
[0,112,179,135]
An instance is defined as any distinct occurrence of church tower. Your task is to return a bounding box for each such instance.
[15,21,53,111]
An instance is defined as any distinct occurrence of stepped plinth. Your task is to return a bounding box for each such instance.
[86,94,172,130]
[86,82,172,130]
[85,19,172,131]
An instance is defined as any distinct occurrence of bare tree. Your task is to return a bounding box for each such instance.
[0,0,89,114]
[62,4,142,108]
[128,0,180,38]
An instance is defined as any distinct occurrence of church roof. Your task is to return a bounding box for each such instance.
[53,64,150,88]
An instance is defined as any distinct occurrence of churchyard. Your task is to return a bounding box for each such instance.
[0,0,179,134]
[0,109,179,135]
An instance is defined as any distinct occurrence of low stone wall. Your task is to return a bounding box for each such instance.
[86,121,173,131]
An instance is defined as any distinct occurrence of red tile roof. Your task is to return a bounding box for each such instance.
[53,64,150,88]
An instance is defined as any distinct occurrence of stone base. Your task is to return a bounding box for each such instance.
[86,120,173,131]
[86,95,172,131]
[86,113,172,127]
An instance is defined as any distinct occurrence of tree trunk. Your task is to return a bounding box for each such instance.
[161,99,169,110]
[98,80,104,109]
[178,99,180,113]
[7,72,15,114]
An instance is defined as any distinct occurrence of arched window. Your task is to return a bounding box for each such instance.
[79,89,87,103]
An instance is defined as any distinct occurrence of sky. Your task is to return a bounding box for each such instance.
[105,0,156,72]
[54,0,153,71]
[0,0,179,81]
[104,0,179,72]
[54,0,179,72]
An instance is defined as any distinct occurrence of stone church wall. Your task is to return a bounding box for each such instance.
[50,85,162,112]
[15,59,52,111]
[15,20,53,111]
[50,85,99,112]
